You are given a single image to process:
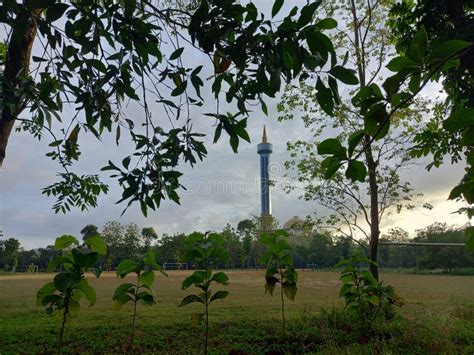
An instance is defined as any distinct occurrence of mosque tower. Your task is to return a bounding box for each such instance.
[257,125,273,231]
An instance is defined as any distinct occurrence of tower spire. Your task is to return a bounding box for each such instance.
[257,125,273,232]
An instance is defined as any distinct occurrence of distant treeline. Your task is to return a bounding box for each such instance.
[1,221,473,273]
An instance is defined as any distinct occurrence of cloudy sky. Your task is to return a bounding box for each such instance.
[0,1,470,249]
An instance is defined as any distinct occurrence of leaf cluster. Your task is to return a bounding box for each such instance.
[178,232,230,325]
[36,235,107,315]
[113,250,166,310]
[261,230,298,301]
[317,25,473,187]
[338,257,403,323]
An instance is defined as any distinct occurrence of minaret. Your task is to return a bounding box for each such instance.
[257,125,273,231]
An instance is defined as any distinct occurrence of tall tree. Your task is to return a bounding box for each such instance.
[280,0,429,279]
[141,227,158,249]
[0,0,345,216]
[80,224,99,241]
[101,220,125,270]
[0,237,21,270]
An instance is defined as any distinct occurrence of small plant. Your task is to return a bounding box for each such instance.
[36,235,107,354]
[178,232,230,355]
[338,256,404,326]
[261,229,298,333]
[113,250,166,350]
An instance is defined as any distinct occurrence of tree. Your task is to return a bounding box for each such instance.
[0,237,21,270]
[415,223,474,273]
[388,0,474,250]
[122,223,142,259]
[220,224,243,268]
[80,224,99,241]
[141,227,158,249]
[155,233,187,264]
[237,219,258,268]
[279,0,429,279]
[101,220,125,270]
[0,0,346,217]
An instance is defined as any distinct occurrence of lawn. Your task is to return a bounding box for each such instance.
[1,270,473,354]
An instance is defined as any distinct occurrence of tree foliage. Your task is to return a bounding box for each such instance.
[36,234,107,353]
[0,0,347,217]
[387,0,474,249]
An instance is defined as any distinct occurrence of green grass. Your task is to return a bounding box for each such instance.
[0,270,473,354]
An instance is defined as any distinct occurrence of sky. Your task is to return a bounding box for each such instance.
[0,1,471,249]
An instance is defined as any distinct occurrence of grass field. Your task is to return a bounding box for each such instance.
[1,270,473,354]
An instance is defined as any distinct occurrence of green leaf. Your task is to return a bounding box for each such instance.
[55,235,79,250]
[316,18,337,29]
[54,273,77,292]
[443,108,474,131]
[408,73,421,93]
[169,47,184,60]
[431,40,471,59]
[321,156,343,179]
[265,276,279,295]
[46,3,69,22]
[113,293,134,310]
[329,66,359,85]
[36,282,56,306]
[69,299,81,315]
[182,272,205,290]
[345,160,367,182]
[113,283,135,298]
[368,294,380,306]
[298,1,322,27]
[364,103,390,139]
[116,259,139,278]
[47,256,73,272]
[272,0,284,17]
[386,56,417,72]
[178,294,204,307]
[72,249,99,268]
[75,279,96,306]
[282,281,297,301]
[408,26,428,62]
[316,79,334,115]
[84,236,107,255]
[317,138,346,157]
[347,130,365,157]
[137,292,155,306]
[211,272,229,285]
[171,81,187,96]
[140,270,155,287]
[209,290,229,303]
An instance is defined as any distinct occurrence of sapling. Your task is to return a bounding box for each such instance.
[113,250,166,350]
[178,232,230,355]
[36,235,107,354]
[261,229,298,333]
[337,257,404,327]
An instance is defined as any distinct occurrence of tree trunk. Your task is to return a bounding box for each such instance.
[349,0,381,280]
[0,7,41,167]
[365,137,380,280]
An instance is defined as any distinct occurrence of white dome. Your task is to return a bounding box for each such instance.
[282,216,304,230]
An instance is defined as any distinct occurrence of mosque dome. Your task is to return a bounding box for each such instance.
[282,216,305,230]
